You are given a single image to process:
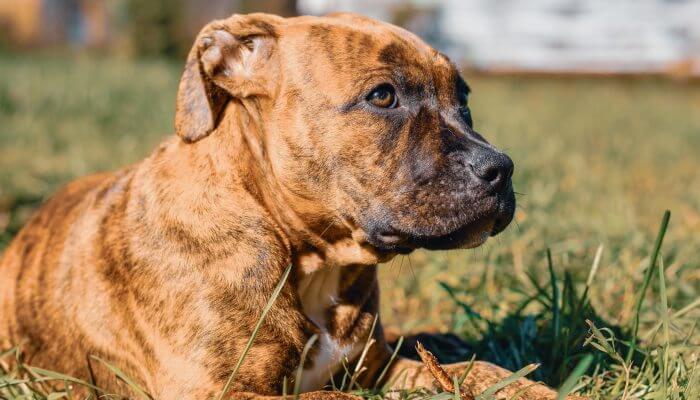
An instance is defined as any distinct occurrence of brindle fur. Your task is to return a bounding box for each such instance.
[1,13,583,400]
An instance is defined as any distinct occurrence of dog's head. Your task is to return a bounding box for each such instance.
[175,13,515,256]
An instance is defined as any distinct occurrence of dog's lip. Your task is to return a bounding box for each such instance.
[373,216,495,252]
[376,232,403,245]
[490,216,509,236]
[490,189,516,236]
[373,232,415,254]
[371,196,515,251]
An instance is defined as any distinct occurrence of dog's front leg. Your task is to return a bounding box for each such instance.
[378,356,590,399]
[229,391,361,400]
[350,336,587,400]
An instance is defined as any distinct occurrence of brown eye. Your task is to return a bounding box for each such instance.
[366,84,398,108]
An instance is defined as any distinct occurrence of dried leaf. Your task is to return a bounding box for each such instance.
[416,342,474,400]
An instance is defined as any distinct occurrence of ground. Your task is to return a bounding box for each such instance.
[1,54,699,399]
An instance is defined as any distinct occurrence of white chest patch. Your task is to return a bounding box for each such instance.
[297,267,364,391]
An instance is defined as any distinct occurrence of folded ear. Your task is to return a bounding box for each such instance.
[174,14,280,143]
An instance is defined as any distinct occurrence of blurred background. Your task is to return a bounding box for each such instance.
[1,0,699,378]
[1,0,699,74]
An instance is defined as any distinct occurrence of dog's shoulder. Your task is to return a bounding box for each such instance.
[9,171,115,243]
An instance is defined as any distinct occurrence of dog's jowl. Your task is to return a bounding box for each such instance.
[0,12,583,400]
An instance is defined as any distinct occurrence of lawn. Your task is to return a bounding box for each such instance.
[1,53,699,399]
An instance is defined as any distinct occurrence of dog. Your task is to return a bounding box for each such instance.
[0,13,583,400]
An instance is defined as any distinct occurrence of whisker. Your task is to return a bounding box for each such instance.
[387,255,397,270]
[318,219,336,239]
[513,218,523,233]
[407,255,417,282]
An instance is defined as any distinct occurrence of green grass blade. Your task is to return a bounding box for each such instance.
[458,354,477,386]
[217,263,293,400]
[90,356,152,400]
[657,255,670,396]
[626,210,670,363]
[547,249,560,352]
[477,363,539,399]
[348,314,378,390]
[643,297,700,341]
[294,334,319,399]
[586,244,604,287]
[452,375,461,400]
[508,382,543,400]
[0,347,18,361]
[556,354,593,400]
[683,358,699,398]
[374,336,404,389]
[26,366,104,393]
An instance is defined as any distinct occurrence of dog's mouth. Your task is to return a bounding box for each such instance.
[377,228,485,253]
[370,216,494,253]
[366,195,515,254]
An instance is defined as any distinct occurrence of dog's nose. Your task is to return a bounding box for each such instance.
[468,150,514,193]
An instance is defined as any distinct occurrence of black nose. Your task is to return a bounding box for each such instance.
[468,150,514,193]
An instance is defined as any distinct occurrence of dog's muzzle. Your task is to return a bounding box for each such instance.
[465,145,515,236]
[366,143,516,254]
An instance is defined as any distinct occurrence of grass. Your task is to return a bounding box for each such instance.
[1,53,699,398]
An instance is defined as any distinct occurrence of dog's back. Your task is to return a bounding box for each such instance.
[0,171,119,370]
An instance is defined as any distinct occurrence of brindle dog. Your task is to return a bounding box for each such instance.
[0,13,583,400]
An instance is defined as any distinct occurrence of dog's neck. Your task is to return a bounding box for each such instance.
[128,101,388,391]
[145,102,395,273]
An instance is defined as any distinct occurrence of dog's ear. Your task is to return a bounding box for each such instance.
[175,14,280,143]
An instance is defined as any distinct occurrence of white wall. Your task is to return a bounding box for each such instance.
[298,0,700,73]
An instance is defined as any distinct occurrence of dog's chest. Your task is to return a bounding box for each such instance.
[296,267,364,391]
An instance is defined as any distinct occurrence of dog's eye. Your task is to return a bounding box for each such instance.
[366,84,398,108]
